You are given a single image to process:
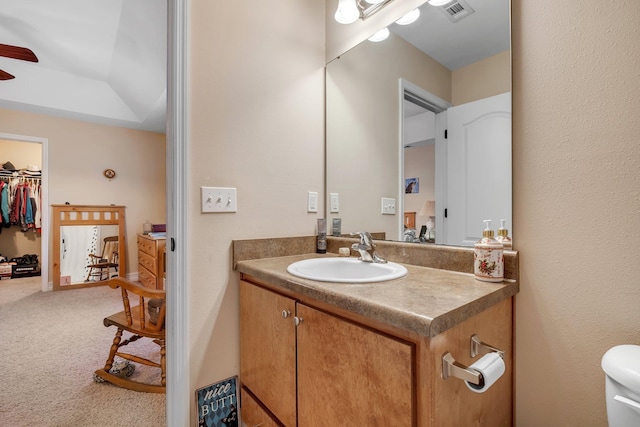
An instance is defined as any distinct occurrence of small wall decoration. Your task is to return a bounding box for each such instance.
[103,168,116,179]
[196,375,238,427]
[405,177,419,194]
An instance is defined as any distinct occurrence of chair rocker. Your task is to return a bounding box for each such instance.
[86,235,120,282]
[94,277,166,393]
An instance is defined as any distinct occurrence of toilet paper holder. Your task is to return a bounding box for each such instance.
[442,334,504,385]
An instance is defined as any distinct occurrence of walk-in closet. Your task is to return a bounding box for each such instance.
[0,138,43,281]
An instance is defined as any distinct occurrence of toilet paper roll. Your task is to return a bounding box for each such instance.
[464,352,505,393]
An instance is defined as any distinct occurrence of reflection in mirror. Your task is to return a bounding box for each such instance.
[326,0,511,247]
[52,205,126,290]
[60,225,119,284]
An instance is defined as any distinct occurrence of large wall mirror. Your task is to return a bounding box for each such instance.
[52,205,126,290]
[326,0,512,247]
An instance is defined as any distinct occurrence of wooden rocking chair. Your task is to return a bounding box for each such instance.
[86,235,120,282]
[94,277,166,393]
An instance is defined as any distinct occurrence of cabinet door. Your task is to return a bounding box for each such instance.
[240,387,281,427]
[240,281,297,427]
[297,304,415,426]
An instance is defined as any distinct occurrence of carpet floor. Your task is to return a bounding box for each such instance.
[0,277,166,426]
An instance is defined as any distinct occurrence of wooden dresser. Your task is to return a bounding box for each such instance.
[137,233,166,290]
[404,211,416,229]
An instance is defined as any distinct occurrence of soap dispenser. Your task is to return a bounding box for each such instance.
[474,220,504,282]
[495,219,512,249]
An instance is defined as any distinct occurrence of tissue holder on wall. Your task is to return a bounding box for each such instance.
[442,334,505,393]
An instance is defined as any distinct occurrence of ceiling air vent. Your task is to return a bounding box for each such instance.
[439,0,475,23]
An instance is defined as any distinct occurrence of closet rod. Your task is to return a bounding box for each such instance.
[0,175,42,181]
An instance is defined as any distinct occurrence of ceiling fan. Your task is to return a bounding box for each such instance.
[0,43,39,80]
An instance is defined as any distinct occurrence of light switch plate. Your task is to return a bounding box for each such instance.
[201,187,237,213]
[381,197,396,215]
[330,193,339,213]
[308,191,318,213]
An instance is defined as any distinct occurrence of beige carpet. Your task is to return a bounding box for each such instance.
[0,277,166,426]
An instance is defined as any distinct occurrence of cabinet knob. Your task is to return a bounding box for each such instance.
[281,310,291,319]
[294,316,303,326]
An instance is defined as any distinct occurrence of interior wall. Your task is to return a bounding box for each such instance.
[512,0,640,424]
[183,0,640,425]
[324,0,640,424]
[0,139,42,259]
[452,50,511,106]
[0,108,166,284]
[404,144,435,229]
[187,0,325,422]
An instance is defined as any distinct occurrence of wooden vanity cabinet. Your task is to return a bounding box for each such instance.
[239,387,281,427]
[240,277,513,427]
[240,280,297,427]
[240,280,415,426]
[296,304,414,426]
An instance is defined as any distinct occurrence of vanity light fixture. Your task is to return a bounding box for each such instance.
[368,27,390,42]
[334,0,396,24]
[395,8,421,25]
[334,0,360,24]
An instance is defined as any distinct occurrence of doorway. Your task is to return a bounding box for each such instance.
[398,79,450,243]
[0,133,49,291]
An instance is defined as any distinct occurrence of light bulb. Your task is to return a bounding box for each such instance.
[368,27,390,42]
[395,8,420,25]
[335,0,359,24]
[428,0,454,6]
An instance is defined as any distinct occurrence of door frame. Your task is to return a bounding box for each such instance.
[398,79,451,243]
[1,1,190,422]
[0,132,49,292]
[166,0,189,424]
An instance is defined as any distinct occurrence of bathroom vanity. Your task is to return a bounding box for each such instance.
[234,236,518,427]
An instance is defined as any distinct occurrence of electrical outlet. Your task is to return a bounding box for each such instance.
[308,191,318,213]
[201,187,237,213]
[381,197,396,215]
[330,193,339,213]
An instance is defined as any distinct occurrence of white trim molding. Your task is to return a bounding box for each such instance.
[166,0,190,425]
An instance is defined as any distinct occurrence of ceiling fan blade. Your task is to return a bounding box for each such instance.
[0,44,38,62]
[0,69,16,80]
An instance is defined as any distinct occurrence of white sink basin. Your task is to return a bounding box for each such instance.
[287,257,408,283]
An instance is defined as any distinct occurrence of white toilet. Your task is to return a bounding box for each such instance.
[602,345,640,426]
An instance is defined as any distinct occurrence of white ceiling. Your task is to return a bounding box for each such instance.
[395,0,510,118]
[0,0,167,133]
[0,0,507,135]
[391,0,510,71]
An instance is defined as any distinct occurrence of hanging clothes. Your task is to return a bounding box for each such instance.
[0,181,9,227]
[0,176,42,232]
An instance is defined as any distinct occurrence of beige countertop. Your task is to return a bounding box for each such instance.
[235,252,518,338]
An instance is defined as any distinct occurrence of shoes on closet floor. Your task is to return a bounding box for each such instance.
[9,254,39,266]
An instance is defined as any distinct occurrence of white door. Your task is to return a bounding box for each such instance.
[444,92,511,246]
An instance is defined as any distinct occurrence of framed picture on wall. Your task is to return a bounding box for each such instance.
[405,178,419,194]
[196,376,238,426]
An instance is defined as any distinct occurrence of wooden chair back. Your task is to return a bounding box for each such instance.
[108,277,166,334]
[101,236,120,264]
[94,277,166,393]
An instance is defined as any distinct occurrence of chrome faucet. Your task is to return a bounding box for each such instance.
[350,232,387,263]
